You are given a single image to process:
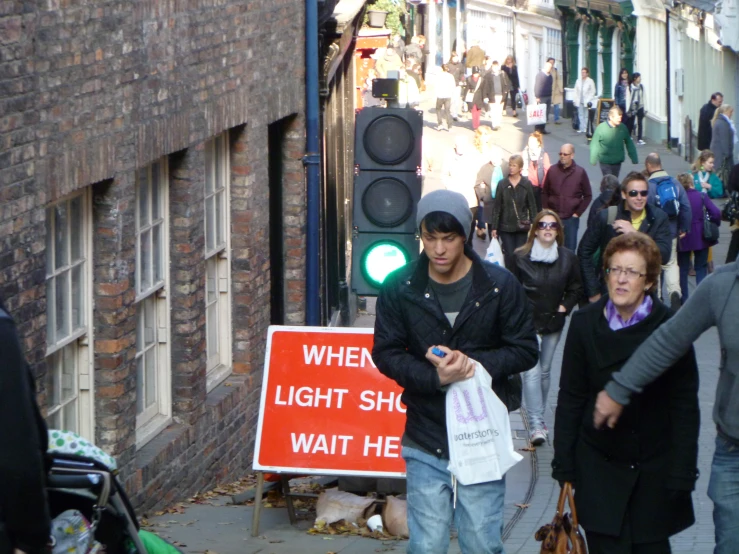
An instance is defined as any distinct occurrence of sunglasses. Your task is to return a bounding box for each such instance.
[558,152,571,156]
[627,190,649,197]
[537,221,560,230]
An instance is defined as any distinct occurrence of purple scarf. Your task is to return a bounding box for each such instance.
[605,295,653,331]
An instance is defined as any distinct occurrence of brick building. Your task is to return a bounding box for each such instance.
[1,0,311,510]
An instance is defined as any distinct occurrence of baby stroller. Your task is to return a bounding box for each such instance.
[46,430,149,554]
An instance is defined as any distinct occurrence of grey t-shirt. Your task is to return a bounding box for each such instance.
[429,268,473,326]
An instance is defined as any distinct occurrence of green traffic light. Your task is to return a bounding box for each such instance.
[362,241,410,287]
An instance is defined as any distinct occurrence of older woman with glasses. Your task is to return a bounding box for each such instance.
[578,172,671,303]
[510,210,583,446]
[553,232,699,553]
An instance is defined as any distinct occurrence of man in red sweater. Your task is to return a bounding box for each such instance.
[541,143,593,251]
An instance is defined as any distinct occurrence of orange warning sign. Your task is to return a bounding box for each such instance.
[253,326,406,476]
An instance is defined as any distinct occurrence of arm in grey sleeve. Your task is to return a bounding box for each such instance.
[605,276,718,404]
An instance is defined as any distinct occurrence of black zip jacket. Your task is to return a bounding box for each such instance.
[510,247,583,334]
[0,309,51,554]
[577,202,672,297]
[372,246,538,458]
[490,177,538,231]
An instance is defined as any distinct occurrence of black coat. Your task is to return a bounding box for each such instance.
[698,102,718,151]
[0,308,52,554]
[502,64,520,90]
[482,70,510,98]
[466,74,492,110]
[490,177,538,232]
[552,297,699,541]
[510,247,583,334]
[577,202,672,297]
[372,246,538,459]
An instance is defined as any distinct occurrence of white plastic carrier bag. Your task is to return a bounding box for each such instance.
[526,103,547,126]
[484,238,505,268]
[446,361,523,485]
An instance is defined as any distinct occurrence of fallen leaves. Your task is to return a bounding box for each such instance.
[514,503,530,509]
[519,446,536,452]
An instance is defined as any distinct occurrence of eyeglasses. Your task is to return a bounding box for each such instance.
[559,152,572,156]
[605,267,646,280]
[537,221,560,230]
[627,190,649,197]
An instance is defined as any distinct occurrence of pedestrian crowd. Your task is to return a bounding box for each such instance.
[371,52,739,552]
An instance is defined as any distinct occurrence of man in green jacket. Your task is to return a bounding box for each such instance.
[590,105,638,178]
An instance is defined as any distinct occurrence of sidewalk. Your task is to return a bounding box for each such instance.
[147,91,722,553]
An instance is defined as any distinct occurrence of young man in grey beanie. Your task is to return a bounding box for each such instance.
[372,189,538,554]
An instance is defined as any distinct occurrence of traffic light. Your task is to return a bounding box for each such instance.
[351,106,423,295]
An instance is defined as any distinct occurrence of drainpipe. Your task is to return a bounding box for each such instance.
[304,0,321,325]
[665,7,672,149]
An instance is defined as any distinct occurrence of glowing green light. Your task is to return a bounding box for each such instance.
[363,242,409,287]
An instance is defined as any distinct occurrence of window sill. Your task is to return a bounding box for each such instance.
[135,413,172,450]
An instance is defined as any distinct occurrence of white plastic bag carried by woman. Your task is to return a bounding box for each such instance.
[485,238,505,268]
[446,360,522,485]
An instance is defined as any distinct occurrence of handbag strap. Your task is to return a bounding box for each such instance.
[555,482,581,527]
[510,186,525,222]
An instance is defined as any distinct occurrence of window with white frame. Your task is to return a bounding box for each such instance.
[46,192,94,438]
[135,160,171,443]
[546,28,562,69]
[467,11,513,61]
[204,132,232,392]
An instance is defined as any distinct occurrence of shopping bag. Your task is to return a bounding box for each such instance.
[485,238,505,268]
[527,103,547,126]
[446,361,523,485]
[535,482,588,553]
[571,108,580,130]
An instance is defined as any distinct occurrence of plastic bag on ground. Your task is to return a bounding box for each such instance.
[315,488,375,525]
[382,496,409,538]
[446,361,523,485]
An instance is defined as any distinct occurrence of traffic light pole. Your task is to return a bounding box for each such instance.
[304,0,321,326]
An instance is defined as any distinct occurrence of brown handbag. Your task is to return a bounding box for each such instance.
[535,482,588,553]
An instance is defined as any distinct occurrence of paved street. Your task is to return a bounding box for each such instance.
[149,89,725,553]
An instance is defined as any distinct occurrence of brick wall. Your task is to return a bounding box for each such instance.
[1,0,306,510]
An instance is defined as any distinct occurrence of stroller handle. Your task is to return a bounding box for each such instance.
[48,473,103,490]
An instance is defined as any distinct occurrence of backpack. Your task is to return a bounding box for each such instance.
[652,176,681,218]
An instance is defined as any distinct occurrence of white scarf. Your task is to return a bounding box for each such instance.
[722,114,738,145]
[530,238,559,263]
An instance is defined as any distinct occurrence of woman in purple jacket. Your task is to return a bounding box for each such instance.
[676,173,721,304]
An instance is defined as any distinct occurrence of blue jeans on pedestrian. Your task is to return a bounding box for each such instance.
[562,216,580,253]
[403,445,506,554]
[708,434,739,554]
[553,103,561,122]
[677,248,709,304]
[522,331,562,431]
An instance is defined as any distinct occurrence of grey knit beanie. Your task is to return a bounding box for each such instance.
[416,189,473,235]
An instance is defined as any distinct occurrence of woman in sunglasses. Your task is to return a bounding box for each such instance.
[510,210,583,446]
[578,172,672,304]
[553,232,699,553]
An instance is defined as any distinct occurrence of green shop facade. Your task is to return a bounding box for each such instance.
[557,0,636,101]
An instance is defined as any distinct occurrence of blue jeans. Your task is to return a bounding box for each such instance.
[553,103,561,122]
[708,434,739,554]
[522,331,562,431]
[677,248,709,304]
[562,216,580,253]
[403,446,506,554]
